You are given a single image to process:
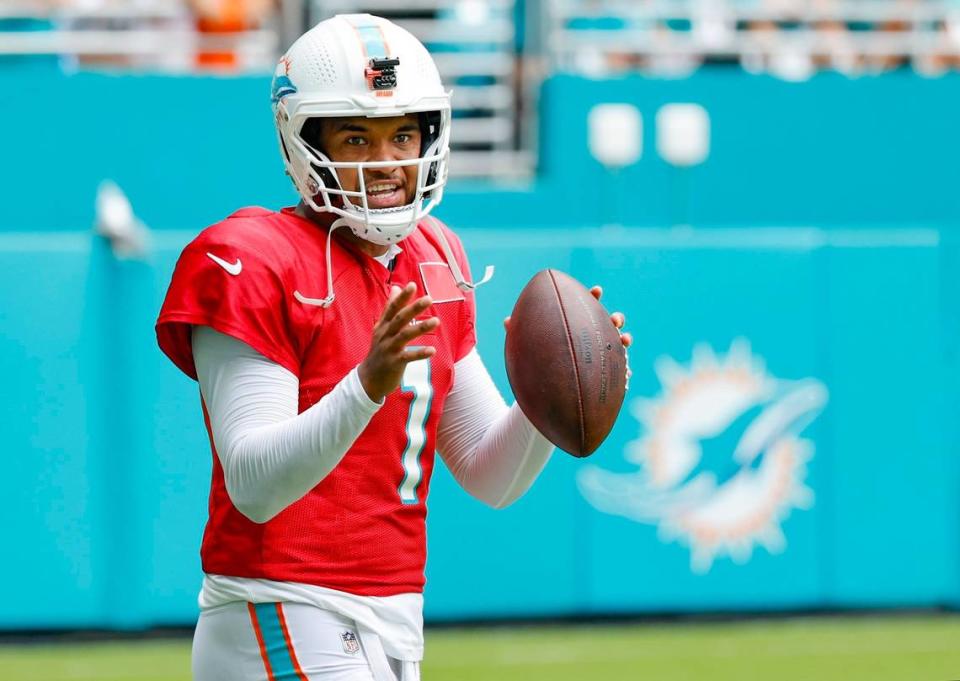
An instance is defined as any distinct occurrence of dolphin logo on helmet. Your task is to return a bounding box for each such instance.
[271,55,298,104]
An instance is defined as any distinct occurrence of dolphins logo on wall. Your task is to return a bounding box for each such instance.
[577,339,828,573]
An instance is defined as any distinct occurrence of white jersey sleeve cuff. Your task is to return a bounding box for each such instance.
[346,363,385,411]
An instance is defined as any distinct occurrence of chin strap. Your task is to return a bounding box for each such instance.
[292,217,350,308]
[426,216,494,291]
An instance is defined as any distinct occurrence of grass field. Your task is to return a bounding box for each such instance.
[2,614,958,681]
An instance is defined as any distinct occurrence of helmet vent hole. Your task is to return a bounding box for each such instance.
[302,33,339,86]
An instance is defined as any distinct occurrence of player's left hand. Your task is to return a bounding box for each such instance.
[588,285,631,349]
[588,285,632,388]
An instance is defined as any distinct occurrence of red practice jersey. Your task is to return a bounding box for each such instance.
[156,207,477,596]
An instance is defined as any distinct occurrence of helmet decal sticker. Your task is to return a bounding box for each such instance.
[270,56,298,104]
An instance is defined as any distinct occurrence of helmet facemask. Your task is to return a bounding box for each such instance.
[286,109,450,246]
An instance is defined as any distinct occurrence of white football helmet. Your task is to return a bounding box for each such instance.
[271,14,451,245]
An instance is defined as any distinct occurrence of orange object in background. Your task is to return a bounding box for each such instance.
[190,0,274,69]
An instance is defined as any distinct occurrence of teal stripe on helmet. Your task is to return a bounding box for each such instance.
[347,16,388,57]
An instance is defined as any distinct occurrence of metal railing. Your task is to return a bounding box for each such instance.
[549,0,960,77]
[0,0,279,72]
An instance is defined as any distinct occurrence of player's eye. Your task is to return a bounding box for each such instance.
[395,133,413,144]
[345,136,366,146]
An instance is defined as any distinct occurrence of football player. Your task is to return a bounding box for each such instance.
[156,13,630,681]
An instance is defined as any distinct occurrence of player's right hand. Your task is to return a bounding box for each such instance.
[358,282,439,403]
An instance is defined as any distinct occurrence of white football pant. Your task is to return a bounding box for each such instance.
[192,601,420,681]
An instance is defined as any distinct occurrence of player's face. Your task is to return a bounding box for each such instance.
[319,114,422,210]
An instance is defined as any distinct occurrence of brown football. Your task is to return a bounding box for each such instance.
[504,269,627,457]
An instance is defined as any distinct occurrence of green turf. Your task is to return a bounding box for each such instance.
[2,615,958,680]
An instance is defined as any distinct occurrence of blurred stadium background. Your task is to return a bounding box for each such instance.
[3,0,960,678]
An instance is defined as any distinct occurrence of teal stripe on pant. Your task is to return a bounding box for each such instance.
[253,603,302,680]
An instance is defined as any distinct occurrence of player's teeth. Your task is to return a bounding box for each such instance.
[367,184,394,194]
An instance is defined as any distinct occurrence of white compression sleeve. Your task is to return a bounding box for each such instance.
[436,349,555,509]
[191,325,382,524]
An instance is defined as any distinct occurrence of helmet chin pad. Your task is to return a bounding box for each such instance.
[334,202,422,246]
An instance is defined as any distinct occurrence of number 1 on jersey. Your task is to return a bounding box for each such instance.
[398,356,433,504]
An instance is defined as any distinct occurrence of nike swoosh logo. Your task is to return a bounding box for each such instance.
[206,252,242,275]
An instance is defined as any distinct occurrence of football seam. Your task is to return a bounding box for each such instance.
[547,269,586,454]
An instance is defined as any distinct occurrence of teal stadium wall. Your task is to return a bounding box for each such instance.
[1,65,958,628]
